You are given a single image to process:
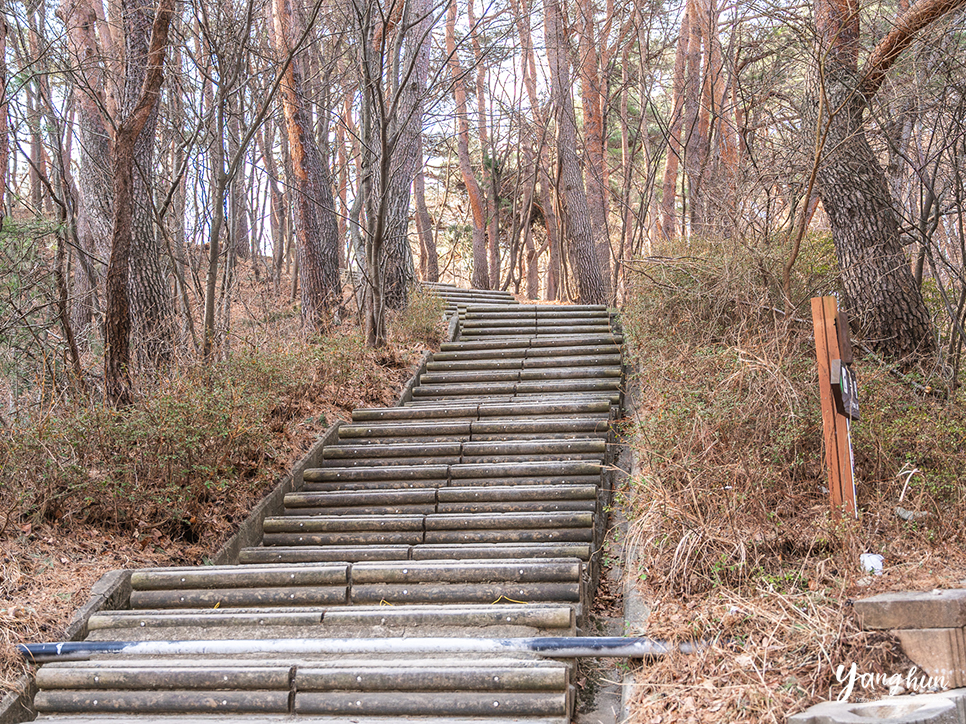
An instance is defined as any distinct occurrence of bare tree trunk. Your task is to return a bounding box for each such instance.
[446,0,488,288]
[805,0,953,356]
[414,136,438,282]
[261,120,288,286]
[380,0,426,310]
[228,103,250,261]
[543,0,607,305]
[576,0,611,298]
[104,0,175,405]
[272,0,340,330]
[510,0,560,299]
[467,0,500,288]
[335,117,347,269]
[60,0,112,343]
[122,0,173,365]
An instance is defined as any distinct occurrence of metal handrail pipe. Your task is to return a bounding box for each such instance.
[19,636,700,663]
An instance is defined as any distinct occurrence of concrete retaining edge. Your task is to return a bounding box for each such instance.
[619,329,649,723]
[0,320,458,723]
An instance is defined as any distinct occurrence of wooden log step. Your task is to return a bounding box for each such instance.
[319,604,574,630]
[520,354,622,368]
[461,303,606,313]
[129,586,348,610]
[36,665,291,690]
[349,582,581,605]
[411,380,620,397]
[430,292,516,302]
[458,326,613,338]
[294,664,567,691]
[437,338,620,354]
[321,442,463,459]
[131,564,347,591]
[246,542,592,562]
[423,356,622,372]
[428,348,620,364]
[304,464,448,483]
[318,438,606,462]
[88,609,324,630]
[462,318,609,328]
[294,691,566,717]
[460,439,606,457]
[263,515,424,534]
[439,483,597,506]
[86,604,575,633]
[466,304,610,319]
[425,358,523,371]
[262,512,592,547]
[317,456,460,469]
[350,559,581,584]
[351,399,611,422]
[474,401,611,417]
[411,543,592,560]
[429,288,516,298]
[239,545,415,563]
[34,691,289,714]
[284,489,435,511]
[418,367,621,385]
[282,503,436,516]
[424,512,593,533]
[405,392,620,406]
[451,460,602,480]
[461,320,608,331]
[332,432,610,450]
[300,463,605,492]
[430,290,516,300]
[283,484,596,515]
[260,531,423,548]
[338,421,473,439]
[264,512,591,536]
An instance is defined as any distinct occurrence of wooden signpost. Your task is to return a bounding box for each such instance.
[812,296,859,519]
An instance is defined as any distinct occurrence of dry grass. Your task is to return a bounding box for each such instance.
[620,242,966,721]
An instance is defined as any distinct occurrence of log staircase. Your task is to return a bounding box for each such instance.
[28,283,624,724]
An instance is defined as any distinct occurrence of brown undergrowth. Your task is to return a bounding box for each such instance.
[0,265,447,692]
[620,239,966,722]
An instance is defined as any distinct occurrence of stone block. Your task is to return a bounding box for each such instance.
[895,629,966,689]
[855,590,966,630]
[789,689,966,724]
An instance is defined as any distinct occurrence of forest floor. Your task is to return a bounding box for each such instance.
[0,260,447,692]
[618,241,966,722]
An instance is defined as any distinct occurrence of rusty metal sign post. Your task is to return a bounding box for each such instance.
[812,296,859,520]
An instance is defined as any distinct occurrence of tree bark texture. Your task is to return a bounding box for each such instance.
[414,134,438,282]
[60,0,113,340]
[467,0,500,289]
[272,0,341,330]
[543,0,607,305]
[121,0,173,364]
[446,0,488,289]
[576,0,611,299]
[104,0,175,404]
[380,0,426,310]
[808,0,940,356]
[660,1,689,240]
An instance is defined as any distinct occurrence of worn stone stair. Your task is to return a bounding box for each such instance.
[30,286,623,723]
